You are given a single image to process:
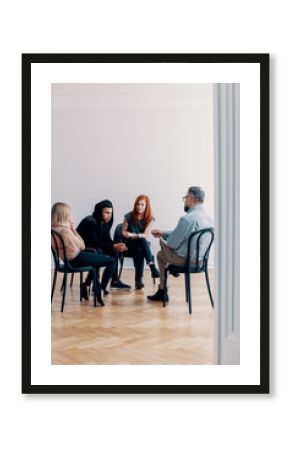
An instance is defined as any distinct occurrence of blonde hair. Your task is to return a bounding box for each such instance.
[51,202,71,227]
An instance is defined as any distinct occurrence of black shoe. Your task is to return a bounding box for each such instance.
[135,280,145,290]
[93,286,105,306]
[169,270,180,278]
[80,282,89,300]
[102,289,110,296]
[149,264,160,278]
[110,280,131,290]
[147,288,169,302]
[97,296,105,306]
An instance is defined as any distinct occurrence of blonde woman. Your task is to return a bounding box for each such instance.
[51,202,115,305]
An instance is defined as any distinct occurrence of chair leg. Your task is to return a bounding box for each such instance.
[205,266,214,308]
[79,272,83,302]
[60,272,67,312]
[184,275,189,303]
[87,273,93,295]
[51,268,57,303]
[60,275,65,292]
[186,273,192,314]
[92,270,97,307]
[163,268,168,308]
[152,256,156,285]
[118,256,124,280]
[70,272,74,288]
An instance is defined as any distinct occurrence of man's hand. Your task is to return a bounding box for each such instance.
[151,229,162,238]
[113,242,128,252]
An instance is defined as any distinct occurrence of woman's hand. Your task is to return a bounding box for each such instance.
[124,231,136,239]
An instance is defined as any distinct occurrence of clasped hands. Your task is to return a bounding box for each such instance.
[151,229,162,238]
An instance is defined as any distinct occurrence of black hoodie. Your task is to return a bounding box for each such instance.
[77,200,115,252]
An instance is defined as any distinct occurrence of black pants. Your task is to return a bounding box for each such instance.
[123,238,154,282]
[70,250,115,290]
[85,247,119,286]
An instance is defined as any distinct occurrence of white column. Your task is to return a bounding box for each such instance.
[214,83,240,365]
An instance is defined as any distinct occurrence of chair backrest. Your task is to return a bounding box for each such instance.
[187,227,214,270]
[51,229,70,270]
[113,223,124,243]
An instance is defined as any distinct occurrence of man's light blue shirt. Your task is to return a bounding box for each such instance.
[163,205,213,260]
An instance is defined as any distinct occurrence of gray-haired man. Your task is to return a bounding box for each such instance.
[147,186,213,302]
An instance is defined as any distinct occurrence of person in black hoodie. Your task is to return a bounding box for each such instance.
[77,200,131,293]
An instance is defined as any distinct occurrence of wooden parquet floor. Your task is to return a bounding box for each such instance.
[51,268,215,365]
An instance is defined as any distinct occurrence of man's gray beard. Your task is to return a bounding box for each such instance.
[184,205,189,212]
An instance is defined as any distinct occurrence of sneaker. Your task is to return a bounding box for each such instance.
[149,264,160,278]
[110,280,131,290]
[147,288,169,302]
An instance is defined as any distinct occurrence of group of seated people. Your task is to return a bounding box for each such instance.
[51,186,213,306]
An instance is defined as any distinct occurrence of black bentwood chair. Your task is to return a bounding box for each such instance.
[163,228,214,314]
[51,229,98,312]
[113,223,157,285]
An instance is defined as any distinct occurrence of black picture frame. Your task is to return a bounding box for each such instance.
[22,53,269,394]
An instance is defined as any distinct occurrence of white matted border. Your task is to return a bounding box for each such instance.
[31,62,260,385]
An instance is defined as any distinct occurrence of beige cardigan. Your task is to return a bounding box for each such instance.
[52,225,85,261]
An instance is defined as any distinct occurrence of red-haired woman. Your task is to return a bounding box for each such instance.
[122,195,160,289]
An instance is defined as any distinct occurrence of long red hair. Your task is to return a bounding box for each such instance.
[131,195,153,228]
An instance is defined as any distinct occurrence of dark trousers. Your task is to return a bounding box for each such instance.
[70,250,115,290]
[101,247,119,281]
[124,238,154,282]
[85,247,119,286]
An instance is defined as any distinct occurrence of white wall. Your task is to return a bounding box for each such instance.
[51,83,214,259]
